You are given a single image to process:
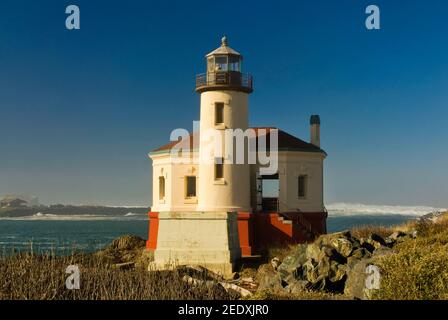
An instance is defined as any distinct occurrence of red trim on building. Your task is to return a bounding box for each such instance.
[236,211,328,253]
[237,212,254,257]
[146,211,159,250]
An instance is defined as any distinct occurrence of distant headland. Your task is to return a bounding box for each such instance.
[0,195,148,218]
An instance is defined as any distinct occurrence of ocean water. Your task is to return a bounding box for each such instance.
[0,215,149,254]
[0,203,444,254]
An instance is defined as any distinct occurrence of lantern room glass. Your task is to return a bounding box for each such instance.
[229,56,240,72]
[207,55,241,73]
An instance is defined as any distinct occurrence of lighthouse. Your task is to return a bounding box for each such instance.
[196,36,252,212]
[147,37,328,276]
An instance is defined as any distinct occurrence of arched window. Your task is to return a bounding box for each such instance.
[159,176,165,200]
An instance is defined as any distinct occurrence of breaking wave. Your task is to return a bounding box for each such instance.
[124,212,144,217]
[33,212,57,217]
[326,203,446,217]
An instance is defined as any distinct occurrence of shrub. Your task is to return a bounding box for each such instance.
[372,233,448,300]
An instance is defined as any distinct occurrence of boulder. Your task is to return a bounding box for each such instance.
[329,260,346,283]
[315,231,352,247]
[257,264,284,292]
[271,257,281,271]
[344,248,394,299]
[360,238,382,252]
[303,259,320,284]
[284,280,309,294]
[277,244,307,282]
[370,233,387,246]
[388,231,406,241]
[305,243,322,261]
[330,237,353,257]
[315,255,331,280]
[350,248,371,260]
[344,257,375,299]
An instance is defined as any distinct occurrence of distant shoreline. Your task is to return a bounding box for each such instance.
[0,206,149,218]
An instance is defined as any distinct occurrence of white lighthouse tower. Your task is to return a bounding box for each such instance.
[147,37,253,275]
[196,36,253,212]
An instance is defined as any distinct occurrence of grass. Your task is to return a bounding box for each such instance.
[350,224,393,239]
[372,243,448,300]
[0,248,232,300]
[247,289,345,300]
[370,215,448,300]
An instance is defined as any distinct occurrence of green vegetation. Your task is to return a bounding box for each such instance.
[371,214,448,300]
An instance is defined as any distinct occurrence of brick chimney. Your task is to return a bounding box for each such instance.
[310,115,320,147]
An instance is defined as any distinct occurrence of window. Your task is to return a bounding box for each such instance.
[215,56,228,71]
[215,157,224,180]
[229,56,240,71]
[298,175,307,199]
[185,176,196,198]
[262,179,279,198]
[159,176,165,200]
[215,102,224,125]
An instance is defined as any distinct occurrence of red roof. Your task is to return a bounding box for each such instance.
[151,127,325,155]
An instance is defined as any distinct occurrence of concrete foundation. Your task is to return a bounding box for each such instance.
[150,211,241,276]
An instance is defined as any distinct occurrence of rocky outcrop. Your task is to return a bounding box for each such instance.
[419,210,447,223]
[109,235,146,251]
[95,235,152,268]
[257,229,417,299]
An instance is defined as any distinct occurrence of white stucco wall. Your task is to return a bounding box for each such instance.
[150,153,199,212]
[197,90,251,212]
[152,211,240,276]
[251,151,326,213]
[278,152,325,212]
[151,150,325,213]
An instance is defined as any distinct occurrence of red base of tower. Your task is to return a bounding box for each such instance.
[146,212,159,250]
[146,211,327,255]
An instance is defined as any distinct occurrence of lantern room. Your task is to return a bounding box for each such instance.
[196,36,253,93]
[206,36,242,72]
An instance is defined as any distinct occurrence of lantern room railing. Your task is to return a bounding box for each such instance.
[195,71,253,93]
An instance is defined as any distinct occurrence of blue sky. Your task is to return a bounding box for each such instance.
[0,0,447,207]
